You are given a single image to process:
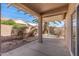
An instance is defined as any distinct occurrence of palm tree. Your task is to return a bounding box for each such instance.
[43,22,49,34]
[43,20,62,35]
[32,19,38,23]
[49,20,63,37]
[24,19,38,38]
[32,19,63,37]
[32,19,62,35]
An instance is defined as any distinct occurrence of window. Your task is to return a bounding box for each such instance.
[71,11,77,55]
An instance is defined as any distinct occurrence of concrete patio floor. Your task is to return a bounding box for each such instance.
[2,38,70,56]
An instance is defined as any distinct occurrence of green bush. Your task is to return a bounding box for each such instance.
[1,20,16,25]
[13,24,26,29]
[1,20,27,30]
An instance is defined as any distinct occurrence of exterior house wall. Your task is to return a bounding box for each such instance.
[65,4,77,55]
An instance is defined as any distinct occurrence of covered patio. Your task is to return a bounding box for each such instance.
[1,3,77,56]
[2,38,70,56]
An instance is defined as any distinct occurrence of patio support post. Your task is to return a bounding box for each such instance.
[38,16,43,43]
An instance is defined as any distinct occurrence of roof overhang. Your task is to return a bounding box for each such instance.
[8,3,76,22]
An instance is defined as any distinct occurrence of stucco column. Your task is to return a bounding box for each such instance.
[65,4,77,56]
[38,16,43,43]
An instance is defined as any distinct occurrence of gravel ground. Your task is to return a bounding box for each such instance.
[1,36,38,53]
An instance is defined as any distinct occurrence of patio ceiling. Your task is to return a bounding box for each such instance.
[11,3,69,21]
[22,3,68,19]
[23,3,68,14]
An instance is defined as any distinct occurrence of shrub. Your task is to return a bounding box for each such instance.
[13,24,26,30]
[1,20,16,25]
[1,20,26,29]
[12,24,27,39]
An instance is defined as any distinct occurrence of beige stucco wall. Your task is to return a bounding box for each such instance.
[65,4,77,55]
[1,24,13,36]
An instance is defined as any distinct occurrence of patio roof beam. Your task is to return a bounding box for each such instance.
[12,3,41,18]
[42,14,65,22]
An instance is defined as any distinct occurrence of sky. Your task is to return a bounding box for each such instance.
[1,3,36,23]
[1,3,64,27]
